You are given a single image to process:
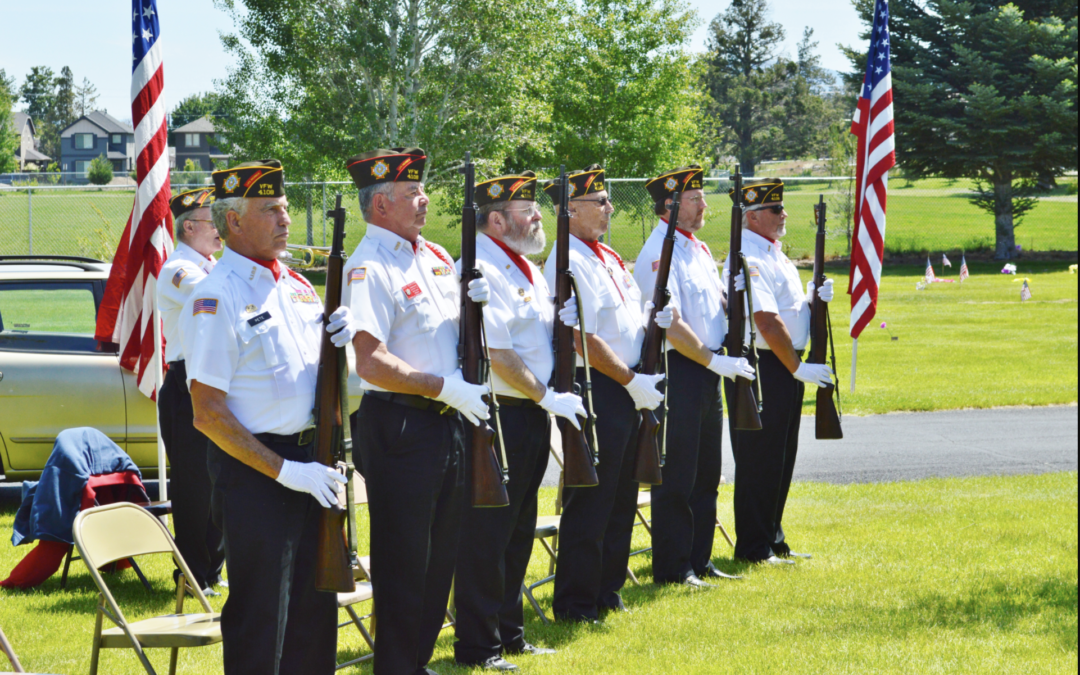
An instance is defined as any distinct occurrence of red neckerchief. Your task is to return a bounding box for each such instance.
[489,236,534,286]
[576,235,627,301]
[579,236,606,264]
[675,226,711,255]
[286,268,314,290]
[245,255,282,282]
[413,239,453,267]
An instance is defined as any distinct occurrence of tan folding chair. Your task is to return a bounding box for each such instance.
[337,473,375,670]
[72,503,221,675]
[716,475,735,548]
[625,487,654,586]
[522,421,564,625]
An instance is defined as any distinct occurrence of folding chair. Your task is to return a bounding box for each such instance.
[337,473,375,670]
[522,421,564,625]
[625,488,654,586]
[72,503,221,675]
[0,623,59,674]
[716,475,735,549]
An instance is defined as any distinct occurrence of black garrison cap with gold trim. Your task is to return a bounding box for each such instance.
[730,179,784,210]
[170,188,215,220]
[646,165,704,203]
[542,164,606,203]
[212,160,285,199]
[476,171,537,207]
[346,148,427,190]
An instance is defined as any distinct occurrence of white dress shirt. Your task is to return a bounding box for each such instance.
[180,247,323,435]
[342,224,461,392]
[543,234,644,369]
[723,229,810,350]
[473,233,554,398]
[634,220,728,352]
[157,242,216,363]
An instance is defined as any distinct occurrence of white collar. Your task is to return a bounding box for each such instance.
[743,229,781,255]
[219,247,277,288]
[173,241,215,272]
[477,233,534,287]
[366,223,423,262]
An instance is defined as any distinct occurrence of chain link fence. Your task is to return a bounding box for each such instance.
[1,176,1075,265]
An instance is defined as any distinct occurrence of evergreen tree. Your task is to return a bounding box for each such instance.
[87,154,113,185]
[846,0,1077,259]
[19,66,55,123]
[170,92,226,130]
[0,70,18,174]
[74,77,100,116]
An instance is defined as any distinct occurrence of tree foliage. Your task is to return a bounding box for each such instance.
[170,92,227,130]
[847,0,1078,259]
[74,77,99,117]
[16,65,95,163]
[0,70,19,174]
[87,154,113,185]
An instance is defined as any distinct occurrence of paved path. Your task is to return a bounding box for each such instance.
[541,405,1078,488]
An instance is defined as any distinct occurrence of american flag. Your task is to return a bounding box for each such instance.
[959,255,970,282]
[848,0,896,340]
[943,254,952,268]
[94,0,173,400]
[1020,279,1032,302]
[924,257,936,282]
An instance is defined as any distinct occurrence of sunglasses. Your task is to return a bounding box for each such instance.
[762,205,785,215]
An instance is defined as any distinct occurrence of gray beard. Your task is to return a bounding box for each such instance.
[504,225,546,256]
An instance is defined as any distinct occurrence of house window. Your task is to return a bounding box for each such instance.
[74,160,91,175]
[184,134,199,148]
[111,134,123,145]
[74,134,95,150]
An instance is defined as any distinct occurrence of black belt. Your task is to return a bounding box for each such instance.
[496,395,540,409]
[255,428,316,447]
[364,390,455,415]
[758,349,805,358]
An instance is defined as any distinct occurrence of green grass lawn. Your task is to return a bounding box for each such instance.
[1,177,1076,262]
[1,472,1074,674]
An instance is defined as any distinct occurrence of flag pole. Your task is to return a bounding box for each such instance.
[153,303,168,524]
[850,338,858,393]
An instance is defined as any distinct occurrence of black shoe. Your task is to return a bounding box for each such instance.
[702,563,743,580]
[554,613,602,625]
[681,574,716,589]
[599,595,630,616]
[506,643,556,657]
[479,656,519,671]
[760,555,796,566]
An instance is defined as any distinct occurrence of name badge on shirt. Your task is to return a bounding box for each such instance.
[247,311,272,327]
[431,265,454,277]
[402,281,423,300]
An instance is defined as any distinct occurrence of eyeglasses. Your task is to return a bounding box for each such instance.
[763,205,785,215]
[186,219,214,224]
[502,205,541,216]
[575,197,611,207]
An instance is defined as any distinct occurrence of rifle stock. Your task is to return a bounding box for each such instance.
[633,194,682,486]
[314,194,356,594]
[810,196,843,440]
[553,167,600,488]
[460,153,510,507]
[724,170,763,431]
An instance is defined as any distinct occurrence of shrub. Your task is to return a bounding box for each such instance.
[87,154,113,185]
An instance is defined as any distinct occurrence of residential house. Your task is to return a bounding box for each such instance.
[172,116,229,171]
[59,111,136,181]
[10,112,51,170]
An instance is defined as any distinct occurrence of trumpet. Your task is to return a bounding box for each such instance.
[282,244,331,269]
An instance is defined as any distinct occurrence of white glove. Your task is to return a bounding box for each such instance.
[707,354,755,382]
[624,372,665,410]
[643,301,674,330]
[326,306,356,348]
[793,362,834,389]
[807,278,834,303]
[467,277,490,305]
[734,272,746,292]
[275,459,348,509]
[538,388,587,430]
[435,370,491,425]
[558,297,579,327]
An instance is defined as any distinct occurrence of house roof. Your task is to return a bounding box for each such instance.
[106,151,128,160]
[173,116,217,134]
[16,146,51,162]
[11,112,34,135]
[60,110,135,136]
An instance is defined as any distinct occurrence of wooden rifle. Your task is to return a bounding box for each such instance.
[313,194,356,593]
[552,166,600,488]
[459,153,511,507]
[810,196,843,440]
[724,169,764,431]
[633,194,682,486]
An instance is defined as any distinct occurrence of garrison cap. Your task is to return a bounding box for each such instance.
[730,179,784,210]
[542,164,606,203]
[170,187,214,220]
[346,148,427,190]
[646,165,705,203]
[212,160,285,199]
[476,171,538,207]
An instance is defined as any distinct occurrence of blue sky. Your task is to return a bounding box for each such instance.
[2,0,864,123]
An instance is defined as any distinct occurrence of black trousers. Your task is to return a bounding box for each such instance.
[454,405,550,664]
[354,395,466,675]
[158,361,224,590]
[553,370,640,621]
[650,351,724,583]
[725,349,805,562]
[208,438,338,675]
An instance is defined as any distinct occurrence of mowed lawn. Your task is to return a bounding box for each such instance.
[0,472,1074,674]
[0,177,1077,261]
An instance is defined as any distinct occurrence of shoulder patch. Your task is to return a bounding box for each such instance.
[651,260,660,272]
[171,268,188,288]
[748,266,761,277]
[193,298,219,315]
[349,267,368,283]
